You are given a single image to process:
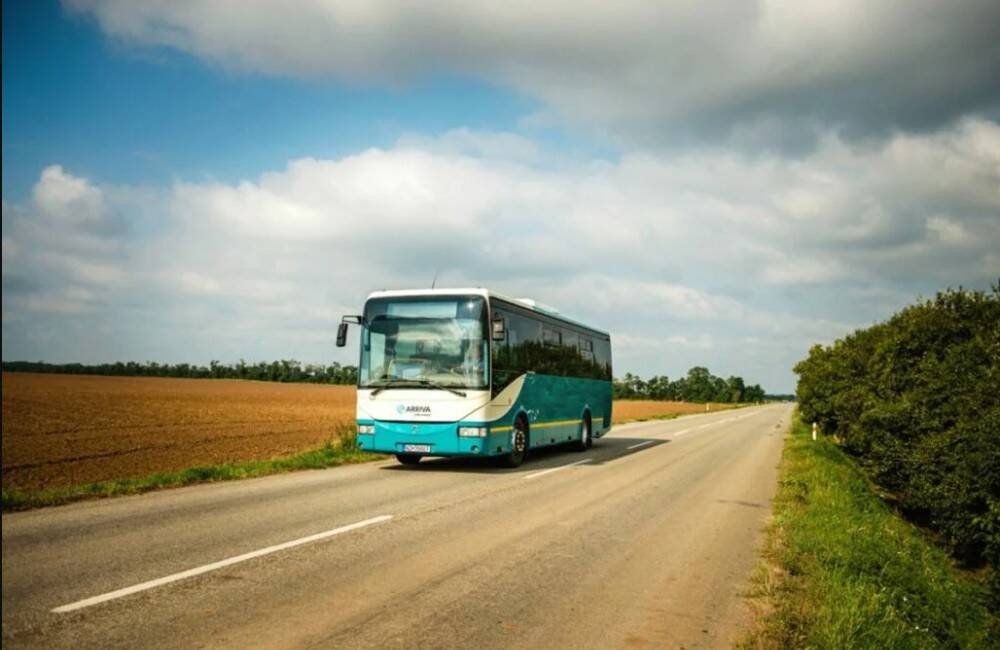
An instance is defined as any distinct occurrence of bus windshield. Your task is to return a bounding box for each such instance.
[359,296,488,390]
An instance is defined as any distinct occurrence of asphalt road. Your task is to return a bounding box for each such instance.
[3,403,792,649]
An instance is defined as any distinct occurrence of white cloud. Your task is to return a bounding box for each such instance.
[3,122,999,390]
[926,216,971,244]
[173,270,223,295]
[66,0,1000,146]
[616,333,715,351]
[3,167,131,319]
[26,287,96,314]
[32,164,108,224]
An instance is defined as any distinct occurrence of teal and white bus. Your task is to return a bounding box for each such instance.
[337,288,612,467]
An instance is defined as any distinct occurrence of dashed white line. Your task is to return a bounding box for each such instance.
[523,458,593,480]
[51,515,394,614]
[673,428,692,436]
[626,440,656,450]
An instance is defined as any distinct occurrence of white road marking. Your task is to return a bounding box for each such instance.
[523,458,593,480]
[673,428,692,436]
[51,515,394,614]
[626,440,656,450]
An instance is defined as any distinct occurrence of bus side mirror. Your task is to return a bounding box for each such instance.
[337,315,362,348]
[491,317,506,341]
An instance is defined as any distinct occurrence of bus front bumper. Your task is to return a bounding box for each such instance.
[356,420,511,457]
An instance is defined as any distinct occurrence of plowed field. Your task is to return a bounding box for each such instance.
[2,373,731,490]
[612,399,725,421]
[2,373,355,490]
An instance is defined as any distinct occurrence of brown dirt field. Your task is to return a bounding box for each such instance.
[2,373,356,490]
[611,400,733,423]
[2,373,736,491]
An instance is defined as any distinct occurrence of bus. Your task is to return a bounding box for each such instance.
[337,288,612,467]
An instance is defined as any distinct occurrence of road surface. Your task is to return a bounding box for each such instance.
[3,403,792,649]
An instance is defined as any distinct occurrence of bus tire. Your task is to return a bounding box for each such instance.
[573,414,592,451]
[396,454,421,465]
[501,417,528,468]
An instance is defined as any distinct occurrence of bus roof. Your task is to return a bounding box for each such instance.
[364,288,610,337]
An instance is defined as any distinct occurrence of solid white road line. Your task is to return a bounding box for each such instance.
[626,440,656,450]
[51,515,394,614]
[523,458,593,480]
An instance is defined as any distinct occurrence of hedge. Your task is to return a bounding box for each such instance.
[794,285,1000,610]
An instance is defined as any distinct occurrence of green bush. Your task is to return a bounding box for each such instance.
[794,285,1000,609]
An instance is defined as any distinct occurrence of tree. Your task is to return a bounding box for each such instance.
[682,366,714,402]
[744,384,765,403]
[726,375,746,402]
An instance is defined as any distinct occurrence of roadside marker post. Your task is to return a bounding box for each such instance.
[812,422,818,441]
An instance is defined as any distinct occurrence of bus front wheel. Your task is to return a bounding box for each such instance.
[501,419,528,468]
[396,454,421,465]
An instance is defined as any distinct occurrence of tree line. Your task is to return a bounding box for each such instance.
[795,285,999,610]
[1,360,359,385]
[613,366,768,403]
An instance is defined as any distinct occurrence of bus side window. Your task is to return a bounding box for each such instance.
[512,313,539,371]
[492,308,542,392]
[543,327,561,346]
[594,337,612,380]
[491,309,512,393]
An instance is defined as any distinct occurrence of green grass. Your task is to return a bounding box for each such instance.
[741,416,996,649]
[2,425,381,512]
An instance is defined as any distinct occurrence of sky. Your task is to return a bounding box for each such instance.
[3,1,999,394]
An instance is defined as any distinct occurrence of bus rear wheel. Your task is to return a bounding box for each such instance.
[573,415,592,451]
[396,454,421,465]
[501,419,528,468]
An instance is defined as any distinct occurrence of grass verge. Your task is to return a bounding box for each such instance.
[2,424,381,512]
[741,416,996,649]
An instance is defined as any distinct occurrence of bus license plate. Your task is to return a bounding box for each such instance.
[403,444,431,453]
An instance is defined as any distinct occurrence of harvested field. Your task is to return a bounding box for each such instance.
[2,373,356,490]
[2,373,736,491]
[611,399,734,423]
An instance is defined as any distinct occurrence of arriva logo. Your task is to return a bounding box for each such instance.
[396,404,432,416]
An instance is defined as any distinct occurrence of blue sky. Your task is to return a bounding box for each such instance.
[2,1,541,200]
[3,1,999,393]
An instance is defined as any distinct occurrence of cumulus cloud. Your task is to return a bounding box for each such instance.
[4,122,998,390]
[32,165,108,224]
[3,166,131,311]
[65,0,1000,146]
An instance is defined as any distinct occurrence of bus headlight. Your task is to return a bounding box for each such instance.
[458,426,487,437]
[357,424,375,434]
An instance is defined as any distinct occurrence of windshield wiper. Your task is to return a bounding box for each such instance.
[370,378,466,397]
